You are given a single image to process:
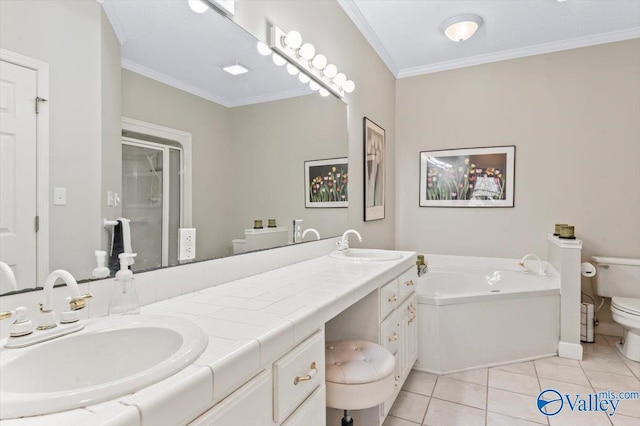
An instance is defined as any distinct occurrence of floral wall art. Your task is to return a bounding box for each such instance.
[304,158,348,208]
[419,146,515,207]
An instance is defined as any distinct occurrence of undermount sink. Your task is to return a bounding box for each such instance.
[0,315,208,419]
[329,249,403,261]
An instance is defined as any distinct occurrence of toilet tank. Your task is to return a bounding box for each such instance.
[590,256,640,298]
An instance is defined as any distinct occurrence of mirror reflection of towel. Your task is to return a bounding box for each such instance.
[108,218,134,274]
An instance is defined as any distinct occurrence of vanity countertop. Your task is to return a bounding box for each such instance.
[0,251,415,426]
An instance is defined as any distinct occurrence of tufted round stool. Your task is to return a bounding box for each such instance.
[325,339,396,426]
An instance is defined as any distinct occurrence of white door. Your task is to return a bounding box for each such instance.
[0,60,37,291]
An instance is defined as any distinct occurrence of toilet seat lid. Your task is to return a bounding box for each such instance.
[612,297,640,316]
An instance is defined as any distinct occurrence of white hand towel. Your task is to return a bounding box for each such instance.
[117,217,135,265]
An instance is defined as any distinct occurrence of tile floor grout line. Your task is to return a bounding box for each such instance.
[420,375,437,426]
[578,342,616,426]
[531,355,550,426]
[484,367,489,426]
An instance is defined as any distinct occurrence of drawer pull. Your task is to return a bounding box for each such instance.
[405,280,415,286]
[293,362,317,385]
[389,332,399,342]
[388,295,398,303]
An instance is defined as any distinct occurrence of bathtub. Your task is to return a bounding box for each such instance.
[414,255,560,374]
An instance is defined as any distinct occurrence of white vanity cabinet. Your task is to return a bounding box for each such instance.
[189,370,272,426]
[379,269,419,421]
[273,331,325,424]
[190,331,325,426]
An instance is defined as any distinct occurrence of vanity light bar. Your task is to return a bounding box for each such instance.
[269,25,354,99]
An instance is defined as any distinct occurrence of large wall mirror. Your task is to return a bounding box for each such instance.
[0,0,348,295]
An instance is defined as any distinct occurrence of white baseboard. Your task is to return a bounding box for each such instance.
[596,321,623,337]
[558,341,583,360]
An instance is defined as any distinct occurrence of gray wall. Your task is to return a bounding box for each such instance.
[121,69,234,261]
[395,40,640,323]
[234,0,398,250]
[0,0,119,282]
[229,95,348,241]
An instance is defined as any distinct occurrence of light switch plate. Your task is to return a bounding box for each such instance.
[54,187,66,205]
[107,191,114,206]
[178,228,196,261]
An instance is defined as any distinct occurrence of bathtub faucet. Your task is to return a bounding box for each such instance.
[519,254,547,277]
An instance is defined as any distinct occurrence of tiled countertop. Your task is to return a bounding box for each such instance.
[1,251,416,426]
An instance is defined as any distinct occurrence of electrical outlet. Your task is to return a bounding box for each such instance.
[293,219,303,243]
[178,228,196,261]
[107,191,114,206]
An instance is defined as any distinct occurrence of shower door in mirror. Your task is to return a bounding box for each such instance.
[121,139,181,272]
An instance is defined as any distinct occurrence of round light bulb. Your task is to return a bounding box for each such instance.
[298,43,316,60]
[298,73,311,84]
[311,54,327,70]
[333,73,347,86]
[319,88,330,97]
[309,81,320,91]
[343,80,355,93]
[286,63,299,76]
[323,64,337,79]
[188,0,208,14]
[256,41,272,56]
[272,53,287,66]
[283,30,302,49]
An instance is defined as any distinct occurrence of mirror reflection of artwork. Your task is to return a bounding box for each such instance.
[304,158,348,208]
[364,118,385,220]
[419,146,516,207]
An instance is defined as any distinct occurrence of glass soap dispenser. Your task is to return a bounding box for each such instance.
[108,253,140,315]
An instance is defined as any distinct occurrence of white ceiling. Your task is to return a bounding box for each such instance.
[101,0,311,107]
[338,0,640,78]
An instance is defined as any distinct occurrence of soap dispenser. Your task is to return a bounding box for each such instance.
[108,253,140,315]
[91,250,110,278]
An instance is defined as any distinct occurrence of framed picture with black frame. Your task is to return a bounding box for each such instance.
[419,145,516,207]
[364,117,385,220]
[304,157,349,208]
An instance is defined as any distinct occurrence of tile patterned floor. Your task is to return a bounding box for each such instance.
[384,335,640,426]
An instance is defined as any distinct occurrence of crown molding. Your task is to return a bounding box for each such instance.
[122,59,313,108]
[225,87,313,108]
[100,0,128,45]
[398,27,640,79]
[122,59,232,106]
[337,0,400,77]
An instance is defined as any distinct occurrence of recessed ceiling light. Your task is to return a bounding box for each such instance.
[441,14,484,42]
[222,64,249,75]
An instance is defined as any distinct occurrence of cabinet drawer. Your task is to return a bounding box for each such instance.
[380,280,398,320]
[281,385,326,426]
[397,268,417,302]
[380,311,400,355]
[189,370,271,426]
[273,331,325,423]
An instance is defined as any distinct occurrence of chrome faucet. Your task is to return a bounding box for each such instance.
[337,229,362,252]
[39,270,92,330]
[302,228,321,241]
[518,254,547,277]
[0,261,18,293]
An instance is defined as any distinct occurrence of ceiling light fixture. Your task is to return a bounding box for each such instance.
[270,25,354,98]
[222,64,249,75]
[441,14,483,42]
[256,41,272,56]
[188,0,209,14]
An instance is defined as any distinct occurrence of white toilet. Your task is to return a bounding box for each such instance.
[591,256,640,361]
